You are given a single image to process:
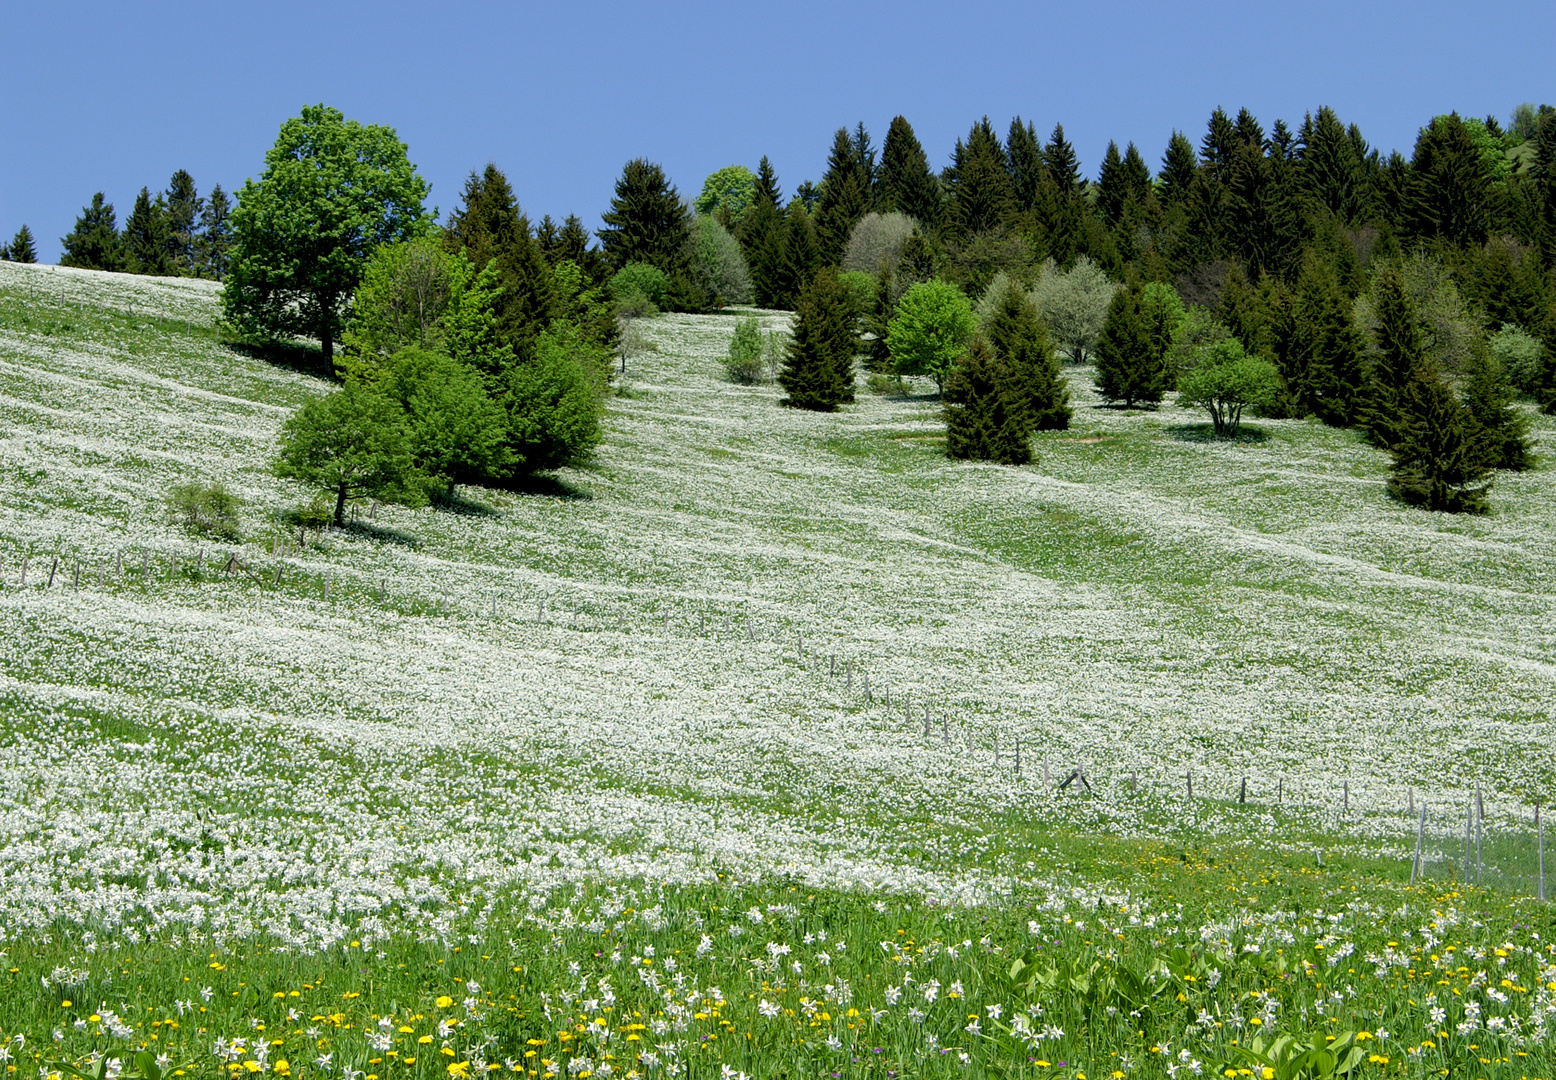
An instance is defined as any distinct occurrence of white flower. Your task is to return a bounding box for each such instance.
[758,1000,779,1018]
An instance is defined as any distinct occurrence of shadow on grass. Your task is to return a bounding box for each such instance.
[1167,422,1270,444]
[431,489,504,517]
[501,473,593,501]
[225,338,336,381]
[342,520,423,548]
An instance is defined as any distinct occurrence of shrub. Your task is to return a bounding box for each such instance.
[888,280,977,393]
[1488,323,1545,393]
[1031,256,1118,363]
[1175,339,1282,437]
[503,329,605,473]
[609,263,668,313]
[724,316,765,384]
[687,216,752,306]
[841,212,919,276]
[166,481,243,541]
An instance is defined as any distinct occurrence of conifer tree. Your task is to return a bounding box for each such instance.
[597,159,692,278]
[1043,124,1085,198]
[985,276,1069,430]
[196,185,232,279]
[880,117,942,230]
[815,127,873,266]
[1297,107,1370,223]
[1387,360,1491,513]
[1534,110,1556,270]
[1158,131,1198,207]
[165,170,204,274]
[1200,108,1238,182]
[944,336,1030,464]
[1294,256,1368,426]
[1094,287,1166,407]
[1006,118,1045,213]
[122,187,175,275]
[779,267,856,410]
[1255,274,1306,417]
[1217,264,1263,354]
[772,202,819,309]
[444,164,555,356]
[1460,345,1531,470]
[1405,114,1493,248]
[1232,108,1265,151]
[5,225,37,263]
[535,215,562,261]
[945,117,1015,239]
[1096,142,1127,226]
[742,157,787,307]
[60,193,123,271]
[1362,268,1426,448]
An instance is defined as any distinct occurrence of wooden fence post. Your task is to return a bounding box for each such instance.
[19,557,26,586]
[1343,780,1349,814]
[1239,778,1247,805]
[1411,803,1426,884]
[47,557,58,588]
[1475,785,1483,885]
[1186,769,1193,802]
[1539,805,1547,903]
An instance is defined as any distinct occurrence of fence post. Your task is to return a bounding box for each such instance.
[1476,785,1484,885]
[1239,778,1247,805]
[1464,803,1474,885]
[1343,780,1349,814]
[1411,803,1426,884]
[18,557,26,586]
[923,706,930,739]
[1186,769,1193,802]
[1539,806,1547,903]
[48,557,58,588]
[1130,771,1138,794]
[1013,739,1020,777]
[1408,786,1415,815]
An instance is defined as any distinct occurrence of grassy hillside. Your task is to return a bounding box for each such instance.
[3,262,1555,1079]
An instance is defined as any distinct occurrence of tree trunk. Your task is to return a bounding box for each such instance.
[334,483,348,526]
[321,322,334,364]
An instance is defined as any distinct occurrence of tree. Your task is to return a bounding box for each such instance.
[1094,287,1166,407]
[779,268,857,410]
[1297,107,1370,223]
[944,337,1030,465]
[5,225,37,263]
[1176,339,1282,437]
[225,105,431,362]
[815,127,874,266]
[688,215,752,305]
[1362,268,1427,449]
[1139,281,1187,386]
[773,202,820,309]
[1044,124,1084,197]
[842,212,919,276]
[984,276,1069,430]
[122,187,175,275]
[695,165,758,227]
[275,382,419,525]
[1158,131,1198,207]
[196,185,232,279]
[742,157,787,307]
[59,193,123,271]
[880,116,941,229]
[341,235,461,369]
[1032,256,1117,363]
[1293,256,1368,426]
[1387,361,1492,513]
[502,327,607,473]
[1006,118,1045,213]
[598,158,692,288]
[1405,114,1493,248]
[945,117,1015,240]
[373,347,512,493]
[443,164,554,358]
[888,280,977,393]
[1488,322,1546,393]
[165,169,204,274]
[1460,345,1531,471]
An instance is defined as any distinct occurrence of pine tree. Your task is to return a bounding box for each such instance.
[1533,110,1556,270]
[742,157,787,307]
[772,202,820,310]
[1233,108,1265,151]
[1405,114,1493,248]
[1461,345,1531,470]
[5,225,37,263]
[445,164,555,356]
[1094,287,1165,407]
[535,215,562,261]
[597,158,692,278]
[1294,256,1368,426]
[196,185,232,279]
[880,116,942,229]
[944,117,1015,239]
[985,276,1069,430]
[944,336,1030,464]
[1217,264,1263,354]
[1363,268,1427,449]
[165,169,204,274]
[1043,124,1085,198]
[779,267,856,410]
[122,188,176,275]
[1096,141,1127,226]
[1297,107,1369,223]
[60,193,123,271]
[1006,118,1045,213]
[1158,131,1198,207]
[1200,108,1238,182]
[1387,360,1492,513]
[815,127,873,266]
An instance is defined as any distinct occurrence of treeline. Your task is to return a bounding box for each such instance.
[39,171,235,278]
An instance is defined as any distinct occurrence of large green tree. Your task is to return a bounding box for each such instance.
[880,116,942,229]
[815,127,874,266]
[944,336,1031,465]
[1362,268,1427,449]
[597,159,692,283]
[122,187,175,276]
[5,225,37,263]
[59,193,123,271]
[888,279,977,392]
[779,268,857,410]
[165,169,204,274]
[945,117,1015,239]
[1387,360,1492,513]
[197,185,233,279]
[1405,113,1493,248]
[984,276,1070,430]
[275,381,419,525]
[442,164,554,359]
[224,105,431,362]
[1094,286,1166,407]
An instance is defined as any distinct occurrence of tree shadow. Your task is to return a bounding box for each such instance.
[342,520,423,548]
[1167,422,1270,444]
[225,338,337,381]
[501,473,593,501]
[431,489,505,517]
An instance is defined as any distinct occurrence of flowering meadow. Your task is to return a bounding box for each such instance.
[0,261,1553,1077]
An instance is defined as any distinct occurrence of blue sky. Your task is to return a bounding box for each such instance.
[3,0,1553,263]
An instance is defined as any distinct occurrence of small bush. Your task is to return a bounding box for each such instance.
[724,316,765,384]
[1489,323,1545,393]
[166,482,242,541]
[609,263,668,313]
[842,212,919,276]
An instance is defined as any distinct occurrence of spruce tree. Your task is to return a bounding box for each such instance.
[944,336,1030,465]
[879,116,942,229]
[1387,360,1492,513]
[779,267,856,410]
[535,215,563,262]
[1094,287,1165,407]
[6,225,37,263]
[945,117,1015,240]
[1200,108,1238,182]
[815,127,873,266]
[597,159,692,278]
[444,164,555,356]
[1096,141,1127,226]
[1405,114,1493,248]
[196,185,232,279]
[1363,268,1426,449]
[985,276,1069,430]
[1294,256,1368,426]
[1006,118,1045,213]
[1043,124,1085,198]
[1297,106,1369,223]
[165,169,204,274]
[742,157,786,307]
[59,193,123,271]
[1460,345,1531,470]
[1534,110,1556,270]
[1158,131,1198,207]
[122,187,175,275]
[772,202,819,309]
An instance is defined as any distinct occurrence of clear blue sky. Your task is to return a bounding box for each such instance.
[3,0,1553,264]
